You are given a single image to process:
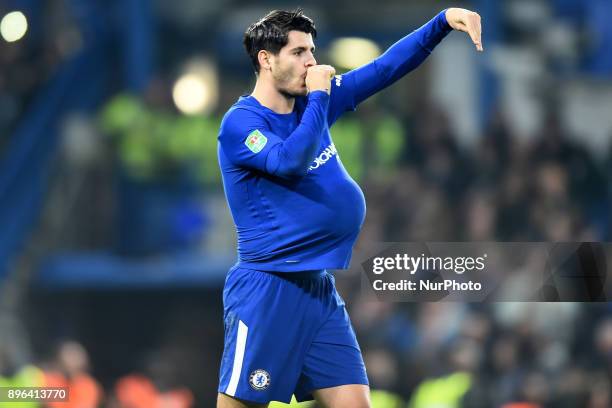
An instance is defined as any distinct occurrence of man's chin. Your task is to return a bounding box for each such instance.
[297,84,310,96]
[280,87,308,98]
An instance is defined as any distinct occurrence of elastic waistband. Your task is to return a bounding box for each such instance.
[268,269,327,279]
[231,262,328,279]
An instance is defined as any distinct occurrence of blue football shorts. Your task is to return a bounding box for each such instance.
[217,265,368,403]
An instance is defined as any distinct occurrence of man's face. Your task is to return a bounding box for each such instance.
[268,30,316,97]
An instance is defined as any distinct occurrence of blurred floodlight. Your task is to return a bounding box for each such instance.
[172,59,218,115]
[173,75,209,115]
[1,11,28,43]
[329,37,381,69]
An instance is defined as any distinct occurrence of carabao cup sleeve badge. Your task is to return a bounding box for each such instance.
[245,130,268,153]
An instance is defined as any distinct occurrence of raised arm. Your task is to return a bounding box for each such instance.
[265,90,329,177]
[219,91,329,178]
[327,8,482,124]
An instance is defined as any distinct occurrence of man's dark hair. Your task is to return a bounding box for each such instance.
[243,8,317,74]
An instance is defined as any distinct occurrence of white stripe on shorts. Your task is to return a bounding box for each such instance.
[226,320,248,397]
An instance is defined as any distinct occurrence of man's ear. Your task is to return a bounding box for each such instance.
[258,50,272,71]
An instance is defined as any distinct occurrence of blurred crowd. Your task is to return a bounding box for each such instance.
[338,287,612,407]
[357,101,609,244]
[0,339,194,408]
[0,2,79,152]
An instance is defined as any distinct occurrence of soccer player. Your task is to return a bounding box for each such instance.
[217,7,482,408]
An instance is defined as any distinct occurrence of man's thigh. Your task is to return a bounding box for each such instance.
[217,392,269,408]
[219,268,329,403]
[292,281,369,403]
[312,384,371,408]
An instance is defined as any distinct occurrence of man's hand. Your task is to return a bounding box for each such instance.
[445,8,483,52]
[306,65,336,94]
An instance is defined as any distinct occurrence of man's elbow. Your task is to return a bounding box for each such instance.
[265,145,317,178]
[274,161,310,178]
[268,148,312,178]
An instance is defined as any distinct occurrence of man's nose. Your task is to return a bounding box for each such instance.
[306,54,316,67]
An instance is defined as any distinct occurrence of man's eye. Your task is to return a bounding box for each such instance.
[294,51,302,56]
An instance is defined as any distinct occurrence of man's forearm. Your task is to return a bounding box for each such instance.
[265,91,329,177]
[348,10,453,106]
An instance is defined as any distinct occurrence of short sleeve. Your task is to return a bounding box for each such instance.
[327,74,357,126]
[218,107,284,171]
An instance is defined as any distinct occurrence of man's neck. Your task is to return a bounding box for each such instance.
[251,79,295,114]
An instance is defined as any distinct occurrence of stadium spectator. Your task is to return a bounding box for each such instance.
[42,340,103,408]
